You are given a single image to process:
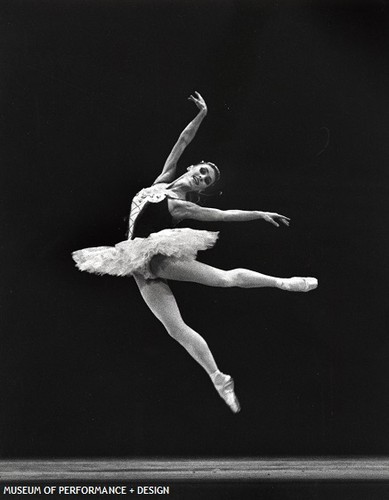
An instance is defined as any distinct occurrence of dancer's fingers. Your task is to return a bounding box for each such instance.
[269,218,279,227]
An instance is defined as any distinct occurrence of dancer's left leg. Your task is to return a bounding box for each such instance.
[151,257,317,291]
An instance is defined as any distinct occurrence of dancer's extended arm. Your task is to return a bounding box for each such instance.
[170,201,290,227]
[153,92,208,185]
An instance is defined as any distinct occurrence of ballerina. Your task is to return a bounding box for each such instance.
[72,92,318,413]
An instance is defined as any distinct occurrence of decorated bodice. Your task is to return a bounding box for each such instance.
[128,183,177,239]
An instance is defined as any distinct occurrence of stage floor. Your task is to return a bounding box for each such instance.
[1,458,389,481]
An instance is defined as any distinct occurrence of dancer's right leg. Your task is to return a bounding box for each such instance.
[134,274,218,376]
[134,274,240,412]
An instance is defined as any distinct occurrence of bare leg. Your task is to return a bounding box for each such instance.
[151,257,317,291]
[134,274,240,412]
[134,274,218,374]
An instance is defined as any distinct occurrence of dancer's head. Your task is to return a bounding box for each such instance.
[185,161,220,193]
[170,161,221,203]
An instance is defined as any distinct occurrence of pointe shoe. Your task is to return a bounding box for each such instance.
[279,277,318,292]
[215,375,241,414]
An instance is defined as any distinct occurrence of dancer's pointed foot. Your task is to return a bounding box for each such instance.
[278,277,318,292]
[214,374,241,413]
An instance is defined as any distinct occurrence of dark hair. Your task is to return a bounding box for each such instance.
[186,161,222,204]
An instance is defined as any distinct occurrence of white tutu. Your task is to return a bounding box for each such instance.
[72,228,219,279]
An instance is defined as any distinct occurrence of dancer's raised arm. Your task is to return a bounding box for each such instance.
[170,200,290,227]
[153,92,208,185]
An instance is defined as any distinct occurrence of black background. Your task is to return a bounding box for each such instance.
[1,0,388,458]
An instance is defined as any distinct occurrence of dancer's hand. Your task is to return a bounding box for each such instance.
[262,212,290,227]
[188,91,207,114]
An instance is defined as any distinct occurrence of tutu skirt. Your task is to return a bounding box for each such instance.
[72,228,219,279]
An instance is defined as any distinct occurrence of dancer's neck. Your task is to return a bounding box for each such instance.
[167,176,192,200]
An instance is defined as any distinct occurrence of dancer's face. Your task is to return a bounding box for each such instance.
[185,164,217,192]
